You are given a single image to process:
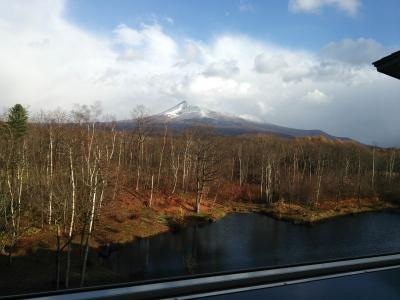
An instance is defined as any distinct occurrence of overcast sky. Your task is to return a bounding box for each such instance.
[0,0,399,146]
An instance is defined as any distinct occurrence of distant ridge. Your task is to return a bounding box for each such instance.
[142,100,353,141]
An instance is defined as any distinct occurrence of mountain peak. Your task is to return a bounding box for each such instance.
[149,100,344,140]
[159,100,213,120]
[177,100,188,106]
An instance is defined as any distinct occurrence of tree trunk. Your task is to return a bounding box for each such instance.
[157,125,167,187]
[48,128,54,225]
[65,147,76,288]
[149,174,154,207]
[372,148,375,189]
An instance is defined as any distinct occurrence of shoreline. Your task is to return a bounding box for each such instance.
[0,195,399,296]
[254,199,399,225]
[3,195,399,256]
[160,198,399,235]
[1,193,398,259]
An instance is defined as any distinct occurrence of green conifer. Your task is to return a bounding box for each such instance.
[7,104,28,138]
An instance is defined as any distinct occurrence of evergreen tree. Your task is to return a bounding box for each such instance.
[7,104,28,138]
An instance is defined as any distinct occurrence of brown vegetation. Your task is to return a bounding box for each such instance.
[1,104,400,293]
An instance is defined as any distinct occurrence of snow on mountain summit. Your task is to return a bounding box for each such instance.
[147,100,347,141]
[159,101,217,120]
[161,101,190,118]
[157,100,264,125]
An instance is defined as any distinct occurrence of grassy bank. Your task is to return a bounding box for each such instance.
[257,198,398,224]
[5,191,399,256]
[3,190,399,258]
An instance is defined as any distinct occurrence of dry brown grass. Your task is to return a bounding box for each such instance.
[6,189,399,257]
[263,197,398,224]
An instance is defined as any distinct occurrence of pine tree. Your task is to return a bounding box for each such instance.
[7,104,28,138]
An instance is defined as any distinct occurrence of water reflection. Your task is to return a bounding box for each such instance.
[103,212,400,281]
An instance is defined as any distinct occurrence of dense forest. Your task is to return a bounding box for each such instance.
[0,103,399,289]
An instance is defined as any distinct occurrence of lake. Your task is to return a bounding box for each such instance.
[102,212,400,281]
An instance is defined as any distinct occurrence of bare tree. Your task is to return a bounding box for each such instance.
[157,124,168,187]
[193,128,220,213]
[131,105,150,191]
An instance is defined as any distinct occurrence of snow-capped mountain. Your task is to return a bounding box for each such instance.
[146,100,350,140]
[158,101,218,120]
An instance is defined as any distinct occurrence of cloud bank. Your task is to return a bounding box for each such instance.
[0,0,399,146]
[289,0,361,16]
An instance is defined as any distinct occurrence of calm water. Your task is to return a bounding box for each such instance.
[103,212,400,281]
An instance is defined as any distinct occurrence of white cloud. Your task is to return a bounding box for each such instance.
[239,0,255,13]
[174,40,205,66]
[289,0,361,16]
[113,24,144,46]
[239,114,262,122]
[112,23,178,67]
[320,38,385,65]
[116,48,143,62]
[302,89,331,104]
[254,53,289,74]
[165,17,174,25]
[0,1,399,146]
[203,60,240,78]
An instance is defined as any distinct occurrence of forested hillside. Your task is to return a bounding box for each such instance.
[1,104,399,289]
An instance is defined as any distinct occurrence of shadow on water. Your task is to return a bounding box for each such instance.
[102,212,400,280]
[2,212,400,297]
[0,244,119,296]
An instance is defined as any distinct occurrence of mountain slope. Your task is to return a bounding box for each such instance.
[149,100,349,140]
